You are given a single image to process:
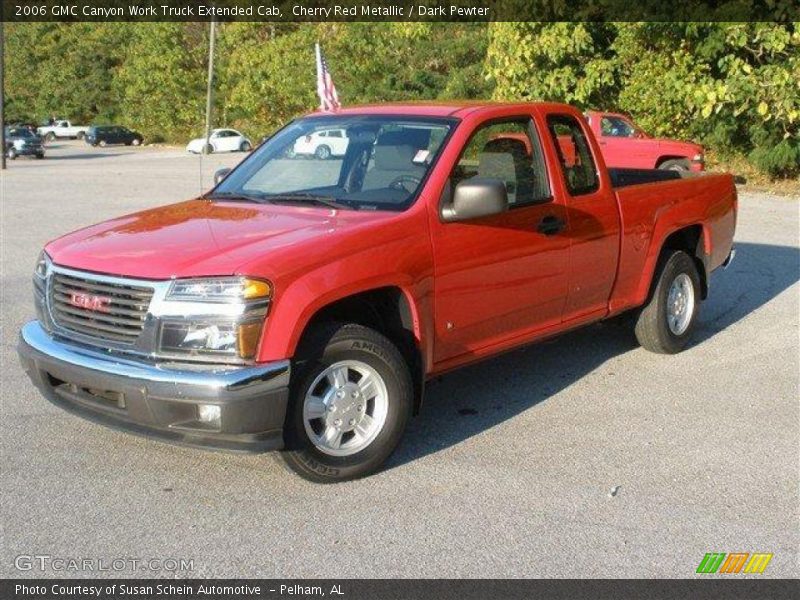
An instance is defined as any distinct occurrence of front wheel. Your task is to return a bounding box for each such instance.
[659,158,690,172]
[282,323,413,483]
[98,140,107,147]
[634,250,701,354]
[45,132,56,142]
[7,148,17,160]
[132,138,142,146]
[314,144,331,160]
[76,131,85,140]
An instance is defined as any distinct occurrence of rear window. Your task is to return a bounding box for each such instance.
[546,115,599,196]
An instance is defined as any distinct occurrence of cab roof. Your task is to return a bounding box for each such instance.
[307,101,576,119]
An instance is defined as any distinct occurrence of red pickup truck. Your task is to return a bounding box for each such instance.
[18,102,736,482]
[585,110,705,172]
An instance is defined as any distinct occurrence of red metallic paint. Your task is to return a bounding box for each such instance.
[43,102,736,377]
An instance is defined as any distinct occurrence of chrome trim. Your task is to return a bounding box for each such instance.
[722,247,736,269]
[41,263,270,365]
[20,320,289,392]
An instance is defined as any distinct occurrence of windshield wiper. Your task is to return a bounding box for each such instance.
[266,193,353,210]
[205,191,271,204]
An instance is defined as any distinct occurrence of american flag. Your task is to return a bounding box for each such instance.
[315,43,340,112]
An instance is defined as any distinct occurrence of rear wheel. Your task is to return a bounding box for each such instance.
[282,323,413,483]
[76,131,85,140]
[45,132,56,142]
[35,153,45,160]
[132,138,142,146]
[659,158,690,172]
[240,141,252,152]
[634,250,701,354]
[98,140,107,147]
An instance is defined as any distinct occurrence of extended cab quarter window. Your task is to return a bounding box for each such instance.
[451,119,550,207]
[547,115,599,196]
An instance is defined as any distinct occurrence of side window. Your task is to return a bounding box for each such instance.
[547,115,599,196]
[601,116,636,138]
[451,119,550,207]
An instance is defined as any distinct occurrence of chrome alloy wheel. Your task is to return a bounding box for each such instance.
[303,360,389,456]
[667,273,695,335]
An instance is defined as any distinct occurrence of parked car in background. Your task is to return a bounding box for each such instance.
[291,128,349,159]
[37,120,89,142]
[19,102,736,483]
[186,129,252,154]
[85,126,144,147]
[4,126,45,159]
[9,122,40,136]
[585,110,704,172]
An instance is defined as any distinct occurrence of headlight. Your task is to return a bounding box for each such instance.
[15,140,26,148]
[166,277,271,303]
[159,276,270,361]
[692,153,704,162]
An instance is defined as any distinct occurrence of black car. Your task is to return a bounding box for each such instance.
[4,126,45,159]
[85,125,144,147]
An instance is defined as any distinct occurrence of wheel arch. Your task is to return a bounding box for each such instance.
[645,224,710,302]
[289,286,426,414]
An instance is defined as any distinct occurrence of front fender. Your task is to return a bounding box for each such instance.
[255,228,434,368]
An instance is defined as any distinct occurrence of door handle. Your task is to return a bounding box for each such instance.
[537,215,565,236]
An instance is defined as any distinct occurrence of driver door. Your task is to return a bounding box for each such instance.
[429,117,570,365]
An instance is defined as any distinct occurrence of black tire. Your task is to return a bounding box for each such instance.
[282,322,413,483]
[634,250,701,354]
[76,131,85,140]
[240,141,252,152]
[203,143,214,154]
[7,148,16,160]
[659,158,690,172]
[132,138,142,146]
[35,153,45,160]
[98,140,107,147]
[315,144,331,160]
[45,132,56,142]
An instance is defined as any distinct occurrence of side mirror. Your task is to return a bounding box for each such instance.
[214,168,231,185]
[441,178,509,222]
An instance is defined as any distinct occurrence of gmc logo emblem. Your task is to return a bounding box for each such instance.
[69,292,112,313]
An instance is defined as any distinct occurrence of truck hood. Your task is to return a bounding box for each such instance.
[653,137,703,155]
[46,199,390,280]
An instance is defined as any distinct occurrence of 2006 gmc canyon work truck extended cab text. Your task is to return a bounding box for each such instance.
[18,103,736,482]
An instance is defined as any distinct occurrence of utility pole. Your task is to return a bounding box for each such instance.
[1,20,6,170]
[202,18,216,155]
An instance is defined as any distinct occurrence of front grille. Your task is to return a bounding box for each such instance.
[50,271,154,345]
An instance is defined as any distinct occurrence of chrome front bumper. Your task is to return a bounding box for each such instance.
[18,321,290,452]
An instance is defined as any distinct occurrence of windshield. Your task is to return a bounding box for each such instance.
[6,128,35,138]
[214,115,456,211]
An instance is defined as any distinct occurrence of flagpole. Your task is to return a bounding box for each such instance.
[203,18,217,155]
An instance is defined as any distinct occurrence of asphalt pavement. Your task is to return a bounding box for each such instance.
[1,141,798,578]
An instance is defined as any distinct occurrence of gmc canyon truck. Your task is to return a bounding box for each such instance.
[18,103,736,482]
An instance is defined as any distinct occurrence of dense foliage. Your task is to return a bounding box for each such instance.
[5,22,798,177]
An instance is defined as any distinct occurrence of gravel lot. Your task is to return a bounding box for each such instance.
[1,141,798,578]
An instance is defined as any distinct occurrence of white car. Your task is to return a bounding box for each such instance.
[292,128,349,159]
[186,129,252,154]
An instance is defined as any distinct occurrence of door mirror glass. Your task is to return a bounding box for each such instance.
[442,178,509,222]
[214,168,232,185]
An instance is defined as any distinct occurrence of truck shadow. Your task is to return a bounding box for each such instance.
[389,241,799,469]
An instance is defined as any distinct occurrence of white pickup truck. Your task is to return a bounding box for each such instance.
[37,120,90,142]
